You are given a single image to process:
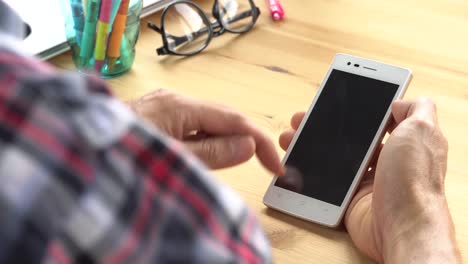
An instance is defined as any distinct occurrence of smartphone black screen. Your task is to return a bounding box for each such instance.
[275,69,399,206]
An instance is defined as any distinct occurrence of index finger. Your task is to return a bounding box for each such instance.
[188,101,283,175]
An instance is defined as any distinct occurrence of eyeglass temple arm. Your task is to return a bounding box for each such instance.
[149,8,259,55]
[147,21,194,54]
[174,8,260,43]
[147,21,162,34]
[147,21,172,55]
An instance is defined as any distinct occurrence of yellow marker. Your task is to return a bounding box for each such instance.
[94,0,112,71]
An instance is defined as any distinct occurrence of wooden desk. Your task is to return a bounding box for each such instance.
[50,0,468,262]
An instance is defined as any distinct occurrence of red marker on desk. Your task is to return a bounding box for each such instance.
[268,0,285,21]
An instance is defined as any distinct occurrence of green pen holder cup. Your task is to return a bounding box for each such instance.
[60,0,142,78]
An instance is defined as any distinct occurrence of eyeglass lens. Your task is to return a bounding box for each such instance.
[218,0,255,32]
[164,3,211,54]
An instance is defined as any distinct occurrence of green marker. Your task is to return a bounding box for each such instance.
[79,0,100,67]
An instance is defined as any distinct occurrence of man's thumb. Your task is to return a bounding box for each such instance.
[186,135,255,169]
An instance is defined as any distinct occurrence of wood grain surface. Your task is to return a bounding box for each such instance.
[50,0,468,262]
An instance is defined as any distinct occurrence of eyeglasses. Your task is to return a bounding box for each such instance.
[147,0,260,56]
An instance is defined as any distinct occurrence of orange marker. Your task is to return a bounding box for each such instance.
[107,0,130,71]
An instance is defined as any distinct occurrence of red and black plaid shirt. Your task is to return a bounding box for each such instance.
[0,2,271,263]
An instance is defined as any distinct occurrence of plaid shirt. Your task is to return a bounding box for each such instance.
[0,2,271,263]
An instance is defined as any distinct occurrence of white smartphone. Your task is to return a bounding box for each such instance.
[263,54,412,227]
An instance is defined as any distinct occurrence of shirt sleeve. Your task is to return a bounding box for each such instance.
[0,48,272,264]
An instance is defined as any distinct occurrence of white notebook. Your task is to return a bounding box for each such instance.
[5,0,173,60]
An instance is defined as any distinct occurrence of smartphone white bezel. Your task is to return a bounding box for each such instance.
[263,53,412,227]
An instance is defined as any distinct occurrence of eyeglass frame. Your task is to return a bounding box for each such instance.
[147,0,261,56]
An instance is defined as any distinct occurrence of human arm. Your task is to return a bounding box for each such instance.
[0,50,272,264]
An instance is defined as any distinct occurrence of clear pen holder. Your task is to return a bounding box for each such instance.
[59,0,142,78]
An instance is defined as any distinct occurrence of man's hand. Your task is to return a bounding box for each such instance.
[128,89,283,175]
[279,98,461,263]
